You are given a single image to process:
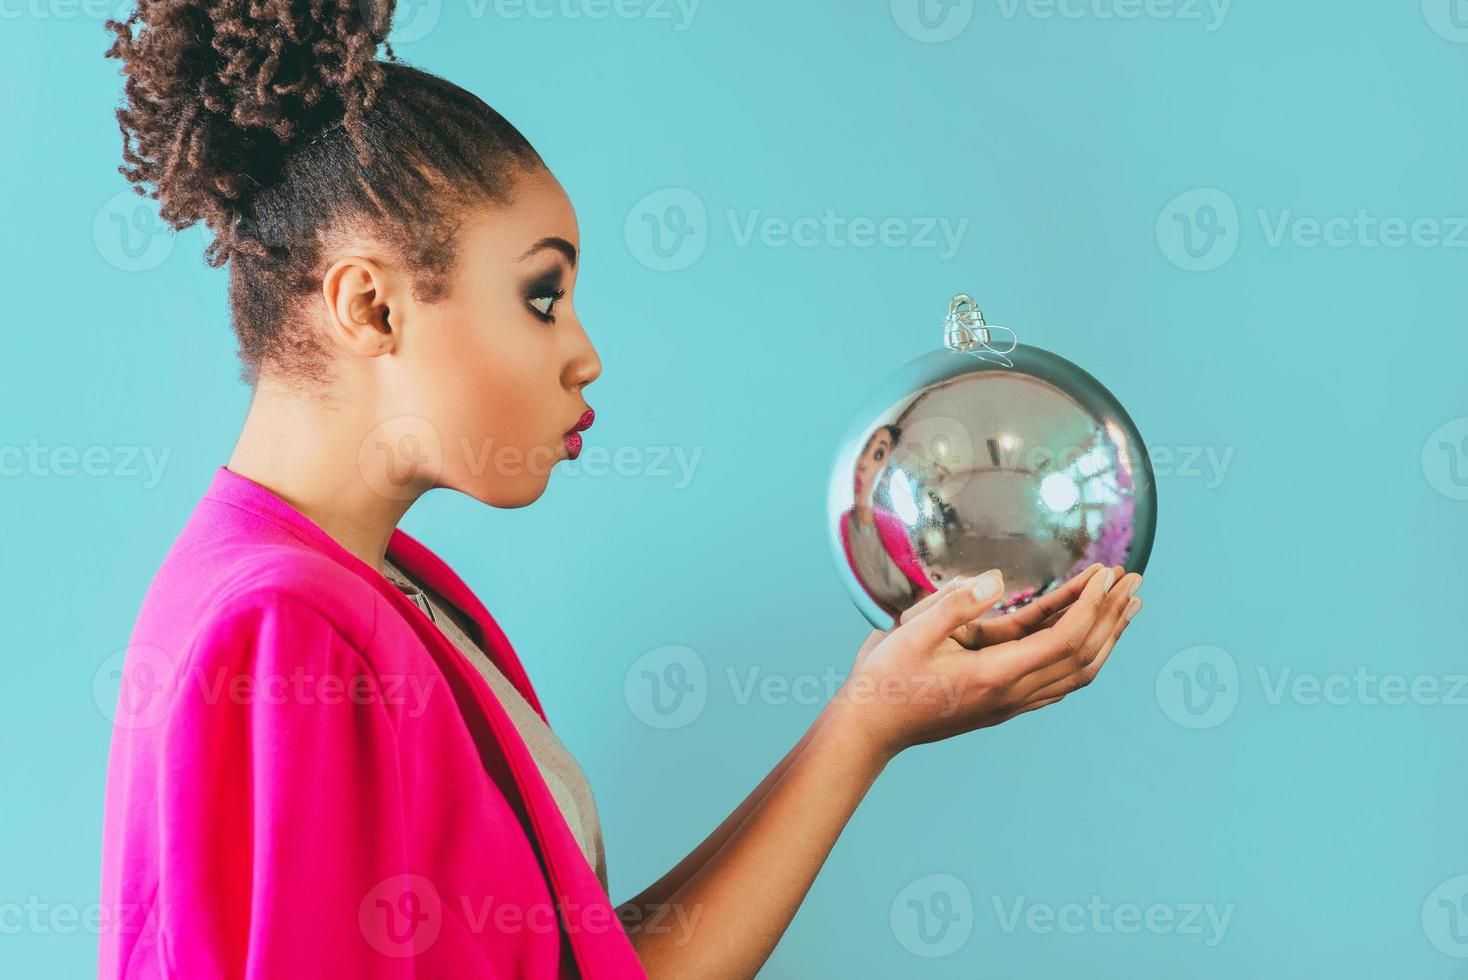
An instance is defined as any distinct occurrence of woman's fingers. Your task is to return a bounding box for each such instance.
[1006,573,1140,702]
[897,575,972,628]
[987,694,1066,726]
[1077,572,1139,655]
[898,570,1005,652]
[899,564,1135,665]
[1084,596,1140,677]
[1011,592,1140,704]
[1008,563,1110,630]
[967,563,1113,646]
[1000,693,1067,723]
[901,563,1114,651]
[973,566,1117,684]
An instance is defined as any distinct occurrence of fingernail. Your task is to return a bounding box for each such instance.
[971,570,1003,602]
[1124,596,1142,620]
[1127,575,1142,597]
[1099,568,1116,591]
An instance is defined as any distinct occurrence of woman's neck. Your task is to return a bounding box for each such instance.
[227,376,419,573]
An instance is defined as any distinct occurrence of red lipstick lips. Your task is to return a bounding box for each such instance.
[563,408,594,460]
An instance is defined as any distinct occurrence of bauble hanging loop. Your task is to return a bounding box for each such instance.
[942,292,1019,367]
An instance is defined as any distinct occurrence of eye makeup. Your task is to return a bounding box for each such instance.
[524,267,565,323]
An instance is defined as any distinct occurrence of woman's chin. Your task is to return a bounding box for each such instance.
[461,471,553,509]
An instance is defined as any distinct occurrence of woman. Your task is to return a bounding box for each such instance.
[97,3,1145,977]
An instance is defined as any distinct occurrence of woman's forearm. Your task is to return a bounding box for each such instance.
[625,701,890,979]
[618,719,820,918]
[620,631,895,921]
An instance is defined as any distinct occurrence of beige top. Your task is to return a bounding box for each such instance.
[381,559,609,893]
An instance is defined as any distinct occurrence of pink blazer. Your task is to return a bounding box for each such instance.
[99,466,647,979]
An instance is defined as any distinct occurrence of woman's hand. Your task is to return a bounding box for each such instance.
[838,563,1142,759]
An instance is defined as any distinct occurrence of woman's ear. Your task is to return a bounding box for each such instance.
[320,255,400,358]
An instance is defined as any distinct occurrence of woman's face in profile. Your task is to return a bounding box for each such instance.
[853,428,894,506]
[393,166,602,508]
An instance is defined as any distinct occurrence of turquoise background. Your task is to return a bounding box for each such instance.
[3,1,1467,975]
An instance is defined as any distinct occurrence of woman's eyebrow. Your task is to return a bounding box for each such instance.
[517,236,578,267]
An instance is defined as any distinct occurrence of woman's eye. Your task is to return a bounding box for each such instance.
[528,289,565,321]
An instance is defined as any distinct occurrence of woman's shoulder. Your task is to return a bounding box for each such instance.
[139,501,387,658]
[197,545,380,646]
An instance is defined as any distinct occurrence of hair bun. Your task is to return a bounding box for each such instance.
[105,0,397,265]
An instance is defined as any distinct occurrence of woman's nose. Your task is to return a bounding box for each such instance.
[563,325,601,390]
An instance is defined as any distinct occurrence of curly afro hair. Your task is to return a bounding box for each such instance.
[105,0,544,383]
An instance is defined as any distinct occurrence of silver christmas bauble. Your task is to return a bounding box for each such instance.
[828,294,1157,629]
